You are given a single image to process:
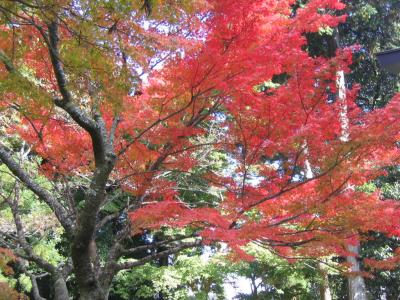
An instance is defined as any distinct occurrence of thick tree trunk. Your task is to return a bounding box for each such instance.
[71,237,110,299]
[78,290,107,300]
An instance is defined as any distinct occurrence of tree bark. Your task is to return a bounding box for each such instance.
[318,262,332,300]
[54,276,70,300]
[346,244,367,300]
[28,273,46,300]
[336,63,367,300]
[304,146,333,300]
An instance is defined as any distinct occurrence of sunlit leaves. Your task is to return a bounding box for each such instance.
[2,0,400,273]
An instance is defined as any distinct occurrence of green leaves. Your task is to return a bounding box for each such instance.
[355,4,378,22]
[111,251,227,299]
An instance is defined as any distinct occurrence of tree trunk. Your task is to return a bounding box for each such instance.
[250,275,258,297]
[78,290,107,300]
[318,262,332,300]
[71,243,108,300]
[30,275,46,300]
[53,276,70,300]
[303,146,332,300]
[346,244,367,300]
[336,66,367,300]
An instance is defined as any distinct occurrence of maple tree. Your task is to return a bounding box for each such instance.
[1,0,400,299]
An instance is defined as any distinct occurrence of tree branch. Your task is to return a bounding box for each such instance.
[120,235,197,256]
[5,182,60,277]
[0,49,14,72]
[0,146,73,232]
[29,273,47,300]
[115,240,201,271]
[46,20,112,167]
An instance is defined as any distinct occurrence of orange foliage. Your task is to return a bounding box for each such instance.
[1,0,400,267]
